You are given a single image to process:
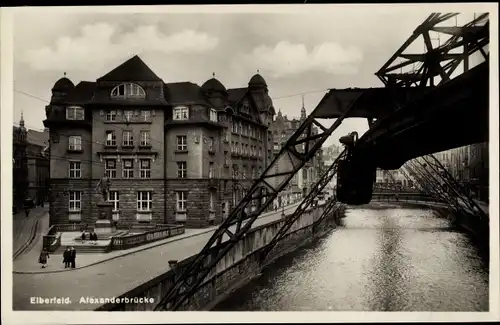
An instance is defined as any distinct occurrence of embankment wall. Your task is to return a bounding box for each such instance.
[97,202,345,311]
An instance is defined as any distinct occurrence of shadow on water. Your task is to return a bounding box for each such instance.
[213,229,336,311]
[213,205,489,311]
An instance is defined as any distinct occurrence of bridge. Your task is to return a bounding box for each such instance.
[153,13,490,310]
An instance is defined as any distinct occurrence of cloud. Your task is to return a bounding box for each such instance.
[22,22,219,71]
[237,41,364,78]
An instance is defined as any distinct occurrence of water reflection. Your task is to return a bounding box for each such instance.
[214,203,489,311]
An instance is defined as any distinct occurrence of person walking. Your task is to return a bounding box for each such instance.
[63,247,71,268]
[70,247,77,269]
[38,249,50,268]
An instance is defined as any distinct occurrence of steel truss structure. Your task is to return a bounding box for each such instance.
[374,12,489,220]
[376,13,489,88]
[402,155,487,220]
[258,150,347,264]
[154,92,363,310]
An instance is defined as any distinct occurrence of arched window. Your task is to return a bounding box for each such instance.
[110,83,146,99]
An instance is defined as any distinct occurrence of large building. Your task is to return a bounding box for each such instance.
[268,98,323,206]
[13,114,50,213]
[44,55,275,228]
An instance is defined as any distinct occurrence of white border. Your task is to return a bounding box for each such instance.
[1,3,499,324]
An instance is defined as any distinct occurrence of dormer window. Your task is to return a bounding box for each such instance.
[209,109,217,122]
[66,106,85,120]
[110,83,146,99]
[173,106,189,120]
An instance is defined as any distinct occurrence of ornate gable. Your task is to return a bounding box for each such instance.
[238,93,263,125]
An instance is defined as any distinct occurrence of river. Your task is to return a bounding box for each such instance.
[214,202,489,311]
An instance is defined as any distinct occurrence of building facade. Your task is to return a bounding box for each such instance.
[13,115,50,213]
[44,55,275,228]
[268,98,322,206]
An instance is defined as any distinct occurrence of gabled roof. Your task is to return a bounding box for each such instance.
[97,55,162,82]
[64,81,95,103]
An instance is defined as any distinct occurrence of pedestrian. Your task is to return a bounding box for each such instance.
[38,249,50,268]
[92,231,98,245]
[63,247,71,268]
[70,247,77,268]
[81,231,87,242]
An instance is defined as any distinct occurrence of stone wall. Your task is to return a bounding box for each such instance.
[97,202,344,311]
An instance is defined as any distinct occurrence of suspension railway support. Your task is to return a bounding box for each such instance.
[154,90,369,310]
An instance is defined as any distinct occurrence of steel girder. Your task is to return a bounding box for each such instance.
[403,156,486,220]
[154,93,363,311]
[258,150,347,263]
[419,155,488,220]
[376,13,489,88]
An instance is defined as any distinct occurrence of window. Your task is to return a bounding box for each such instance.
[224,129,229,142]
[232,165,238,178]
[106,110,117,121]
[176,135,187,151]
[209,191,215,210]
[208,137,214,152]
[123,110,134,123]
[108,191,119,212]
[140,159,151,179]
[66,106,85,120]
[137,191,152,212]
[105,159,117,178]
[123,159,134,178]
[69,191,81,212]
[177,161,187,178]
[209,108,217,122]
[111,83,146,99]
[69,161,81,178]
[209,162,215,178]
[176,191,187,212]
[141,110,151,122]
[140,131,151,146]
[235,121,239,133]
[105,131,116,146]
[68,136,82,151]
[123,131,134,146]
[173,106,189,120]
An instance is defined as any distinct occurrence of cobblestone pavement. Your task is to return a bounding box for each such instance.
[13,203,300,311]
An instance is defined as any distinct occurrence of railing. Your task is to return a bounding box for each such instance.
[110,225,185,251]
[371,192,445,204]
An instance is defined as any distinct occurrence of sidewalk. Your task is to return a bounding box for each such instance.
[13,203,302,310]
[13,206,49,258]
[13,203,300,274]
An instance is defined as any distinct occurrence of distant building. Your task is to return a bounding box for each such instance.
[13,114,50,213]
[268,97,322,205]
[44,55,275,228]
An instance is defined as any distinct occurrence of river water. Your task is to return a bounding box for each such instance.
[214,202,489,311]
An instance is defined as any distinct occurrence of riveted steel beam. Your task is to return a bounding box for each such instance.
[154,91,363,311]
[259,150,347,263]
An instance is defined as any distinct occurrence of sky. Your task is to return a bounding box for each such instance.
[11,5,487,147]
